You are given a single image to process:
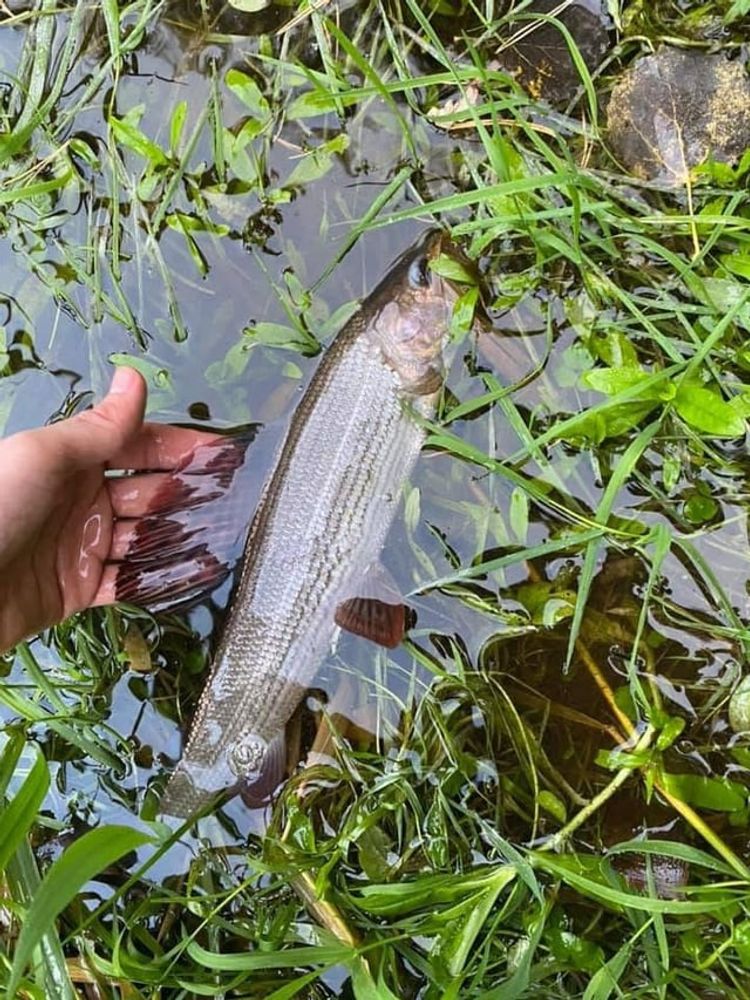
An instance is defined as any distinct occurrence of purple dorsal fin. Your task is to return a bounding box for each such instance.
[334,561,406,648]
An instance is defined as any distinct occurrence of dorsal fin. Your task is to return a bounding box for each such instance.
[109,432,257,613]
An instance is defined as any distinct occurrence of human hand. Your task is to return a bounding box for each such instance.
[0,367,219,652]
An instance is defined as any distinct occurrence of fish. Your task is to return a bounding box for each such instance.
[114,230,465,816]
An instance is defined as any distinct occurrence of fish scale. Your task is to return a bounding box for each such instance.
[161,232,460,816]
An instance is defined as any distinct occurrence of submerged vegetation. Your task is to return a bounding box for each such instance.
[3,0,750,995]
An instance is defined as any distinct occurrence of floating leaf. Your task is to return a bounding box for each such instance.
[509,487,529,544]
[226,68,270,122]
[674,381,746,437]
[283,134,349,189]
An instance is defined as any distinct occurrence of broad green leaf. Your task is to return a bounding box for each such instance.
[589,329,637,367]
[563,401,660,444]
[734,920,750,967]
[659,772,747,813]
[284,134,349,188]
[166,211,229,236]
[8,825,152,996]
[226,68,270,121]
[286,90,339,120]
[583,366,668,399]
[431,254,477,285]
[538,790,567,824]
[674,381,746,437]
[246,321,319,356]
[109,354,172,391]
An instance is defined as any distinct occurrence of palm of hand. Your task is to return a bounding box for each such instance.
[0,371,217,652]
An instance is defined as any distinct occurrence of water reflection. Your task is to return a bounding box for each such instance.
[1,0,750,967]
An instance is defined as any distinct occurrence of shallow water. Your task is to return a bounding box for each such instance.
[3,0,750,994]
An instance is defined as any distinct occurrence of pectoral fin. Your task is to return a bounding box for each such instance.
[334,562,406,648]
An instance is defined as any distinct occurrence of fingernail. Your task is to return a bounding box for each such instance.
[110,365,141,395]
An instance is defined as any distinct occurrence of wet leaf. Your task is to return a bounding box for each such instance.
[607,48,750,183]
[283,134,349,189]
[351,961,400,1000]
[169,100,187,155]
[655,716,685,751]
[8,825,152,996]
[538,790,566,824]
[431,254,477,285]
[659,772,747,813]
[563,400,660,444]
[451,286,479,337]
[733,920,750,968]
[247,321,320,356]
[109,107,168,167]
[589,330,638,368]
[226,68,270,122]
[0,747,48,874]
[436,870,515,977]
[547,909,604,973]
[582,939,632,1000]
[109,354,173,393]
[353,866,515,917]
[674,381,746,437]
[682,491,719,526]
[509,487,529,544]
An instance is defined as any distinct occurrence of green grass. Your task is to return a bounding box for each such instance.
[3,0,750,996]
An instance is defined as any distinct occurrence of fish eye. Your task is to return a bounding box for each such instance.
[408,255,432,289]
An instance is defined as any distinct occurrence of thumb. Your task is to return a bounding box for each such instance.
[53,366,147,467]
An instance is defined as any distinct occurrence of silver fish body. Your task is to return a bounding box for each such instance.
[162,232,460,816]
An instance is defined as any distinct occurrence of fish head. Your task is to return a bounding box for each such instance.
[365,229,468,397]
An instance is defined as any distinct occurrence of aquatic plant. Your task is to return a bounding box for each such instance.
[2,0,750,995]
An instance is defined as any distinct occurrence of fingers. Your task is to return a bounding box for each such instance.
[92,564,117,606]
[110,520,138,560]
[107,474,173,518]
[52,367,147,469]
[108,423,222,472]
